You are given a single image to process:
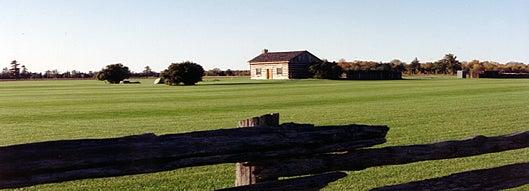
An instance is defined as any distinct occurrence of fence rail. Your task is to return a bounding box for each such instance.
[0,113,527,190]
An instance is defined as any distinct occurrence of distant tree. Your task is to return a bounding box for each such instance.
[0,67,9,79]
[9,60,20,79]
[206,68,224,76]
[446,54,462,74]
[482,61,498,71]
[225,69,234,76]
[43,70,51,78]
[161,61,205,85]
[338,58,347,65]
[375,63,392,71]
[43,69,60,78]
[409,58,421,74]
[436,54,461,74]
[390,59,403,65]
[96,63,131,84]
[505,62,526,73]
[50,70,60,78]
[432,60,448,74]
[421,62,434,74]
[204,68,250,76]
[389,59,406,73]
[466,60,482,73]
[309,61,343,79]
[62,71,71,78]
[143,66,154,76]
[20,65,29,78]
[70,70,80,78]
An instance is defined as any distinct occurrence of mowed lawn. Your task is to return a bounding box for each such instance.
[1,77,528,190]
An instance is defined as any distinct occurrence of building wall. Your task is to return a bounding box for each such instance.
[250,63,289,79]
[289,52,322,79]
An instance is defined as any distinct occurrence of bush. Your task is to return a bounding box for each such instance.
[161,61,205,85]
[309,61,343,80]
[96,63,131,84]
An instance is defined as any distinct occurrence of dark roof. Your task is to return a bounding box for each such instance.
[249,51,307,63]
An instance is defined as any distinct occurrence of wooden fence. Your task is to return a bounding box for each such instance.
[0,113,528,190]
[343,70,402,80]
[477,71,529,78]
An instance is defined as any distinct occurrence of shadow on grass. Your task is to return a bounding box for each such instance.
[371,162,529,191]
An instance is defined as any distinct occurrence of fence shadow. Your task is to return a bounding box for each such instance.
[371,162,529,191]
[1,113,527,190]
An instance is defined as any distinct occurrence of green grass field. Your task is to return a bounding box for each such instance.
[1,77,528,190]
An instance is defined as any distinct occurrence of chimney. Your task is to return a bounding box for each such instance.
[262,49,268,54]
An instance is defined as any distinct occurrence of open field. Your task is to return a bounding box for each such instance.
[1,77,528,190]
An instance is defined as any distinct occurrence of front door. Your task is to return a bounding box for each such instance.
[266,69,272,79]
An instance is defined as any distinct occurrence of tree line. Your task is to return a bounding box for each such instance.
[308,54,529,79]
[0,60,97,79]
[336,54,463,75]
[204,68,250,76]
[2,54,528,80]
[337,54,529,75]
[95,62,249,85]
[0,61,160,80]
[0,60,250,80]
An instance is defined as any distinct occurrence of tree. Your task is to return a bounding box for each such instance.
[338,58,347,65]
[20,65,29,78]
[1,67,9,79]
[9,60,20,79]
[432,60,448,74]
[45,69,60,78]
[389,59,406,73]
[437,54,461,74]
[70,70,80,78]
[482,61,497,71]
[390,59,403,65]
[161,61,204,85]
[96,63,131,84]
[375,63,392,71]
[466,60,481,72]
[225,69,234,76]
[309,61,343,80]
[206,68,224,76]
[143,66,154,76]
[409,58,421,74]
[421,62,434,74]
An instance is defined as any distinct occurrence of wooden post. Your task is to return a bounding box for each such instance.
[235,113,280,186]
[223,172,347,191]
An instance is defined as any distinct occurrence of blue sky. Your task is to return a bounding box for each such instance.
[1,0,528,72]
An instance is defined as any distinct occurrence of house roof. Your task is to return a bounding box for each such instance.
[249,51,308,63]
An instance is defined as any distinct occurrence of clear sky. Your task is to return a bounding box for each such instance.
[1,0,528,73]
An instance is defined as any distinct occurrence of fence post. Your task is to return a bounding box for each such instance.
[235,113,280,186]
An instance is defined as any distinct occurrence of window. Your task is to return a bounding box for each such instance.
[256,68,261,75]
[277,67,283,75]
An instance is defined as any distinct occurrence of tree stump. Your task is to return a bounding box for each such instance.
[235,113,280,186]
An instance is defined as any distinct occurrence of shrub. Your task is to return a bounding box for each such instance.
[96,63,131,84]
[309,61,343,80]
[161,61,205,85]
